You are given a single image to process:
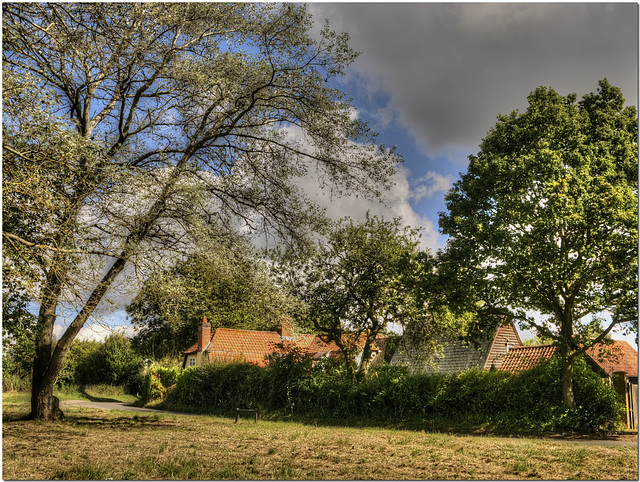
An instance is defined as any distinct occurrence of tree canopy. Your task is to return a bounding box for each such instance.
[128,236,305,360]
[439,79,638,408]
[286,214,443,382]
[2,3,399,420]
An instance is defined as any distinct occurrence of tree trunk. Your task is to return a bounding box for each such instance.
[355,338,374,383]
[560,355,576,410]
[28,159,179,421]
[30,262,67,421]
[30,257,129,421]
[559,307,577,409]
[31,373,64,421]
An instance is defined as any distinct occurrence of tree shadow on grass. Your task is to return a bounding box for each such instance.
[80,386,123,403]
[66,412,178,429]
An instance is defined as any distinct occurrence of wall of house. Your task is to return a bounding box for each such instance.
[483,323,522,370]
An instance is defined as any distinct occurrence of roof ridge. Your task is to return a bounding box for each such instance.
[214,327,280,335]
[511,344,556,349]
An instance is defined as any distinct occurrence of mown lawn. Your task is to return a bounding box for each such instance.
[2,393,637,480]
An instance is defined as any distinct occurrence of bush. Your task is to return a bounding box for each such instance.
[161,356,624,433]
[58,334,143,390]
[265,346,314,413]
[168,362,266,414]
[103,334,143,386]
[140,361,182,403]
[2,372,30,392]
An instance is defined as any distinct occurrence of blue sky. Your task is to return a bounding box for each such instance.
[49,3,638,347]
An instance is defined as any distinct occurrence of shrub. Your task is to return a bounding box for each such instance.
[140,361,182,403]
[265,345,313,412]
[58,334,143,390]
[57,340,103,387]
[169,362,266,414]
[2,372,30,392]
[162,355,623,433]
[103,333,144,386]
[143,372,166,402]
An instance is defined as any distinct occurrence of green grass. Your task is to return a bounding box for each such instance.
[2,385,138,420]
[52,463,111,480]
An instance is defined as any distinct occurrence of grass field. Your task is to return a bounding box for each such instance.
[3,392,638,480]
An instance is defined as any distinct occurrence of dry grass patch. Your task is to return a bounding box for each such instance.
[3,401,637,480]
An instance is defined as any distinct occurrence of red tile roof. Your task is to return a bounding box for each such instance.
[184,328,348,367]
[499,340,638,377]
[307,337,341,359]
[206,328,283,366]
[307,333,382,359]
[498,344,557,373]
[585,340,638,377]
[184,325,384,367]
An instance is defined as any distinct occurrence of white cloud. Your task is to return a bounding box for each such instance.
[409,171,456,202]
[300,164,441,251]
[52,309,135,343]
[59,323,135,342]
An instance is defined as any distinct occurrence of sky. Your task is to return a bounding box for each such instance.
[51,2,638,347]
[306,2,638,251]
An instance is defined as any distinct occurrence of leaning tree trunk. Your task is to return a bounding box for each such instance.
[29,158,186,421]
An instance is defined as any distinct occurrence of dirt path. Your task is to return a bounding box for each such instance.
[60,400,638,447]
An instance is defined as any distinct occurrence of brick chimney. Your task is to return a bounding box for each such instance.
[197,316,211,352]
[278,316,294,339]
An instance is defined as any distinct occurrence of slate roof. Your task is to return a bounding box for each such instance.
[391,322,522,374]
[499,340,638,377]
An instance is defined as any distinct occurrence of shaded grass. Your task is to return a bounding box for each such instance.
[2,395,637,480]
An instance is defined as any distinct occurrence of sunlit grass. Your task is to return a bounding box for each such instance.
[2,385,138,421]
[2,393,637,480]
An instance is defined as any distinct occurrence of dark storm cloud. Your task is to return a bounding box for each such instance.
[311,3,638,156]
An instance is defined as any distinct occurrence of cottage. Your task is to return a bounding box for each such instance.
[182,316,381,369]
[390,321,522,374]
[499,339,638,429]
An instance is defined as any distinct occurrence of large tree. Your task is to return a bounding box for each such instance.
[288,214,442,382]
[2,3,399,420]
[439,80,638,408]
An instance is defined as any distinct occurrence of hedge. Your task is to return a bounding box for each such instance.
[161,354,625,433]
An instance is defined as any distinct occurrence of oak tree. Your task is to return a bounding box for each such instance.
[439,80,638,408]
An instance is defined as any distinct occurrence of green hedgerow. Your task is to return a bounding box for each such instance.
[160,354,624,433]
